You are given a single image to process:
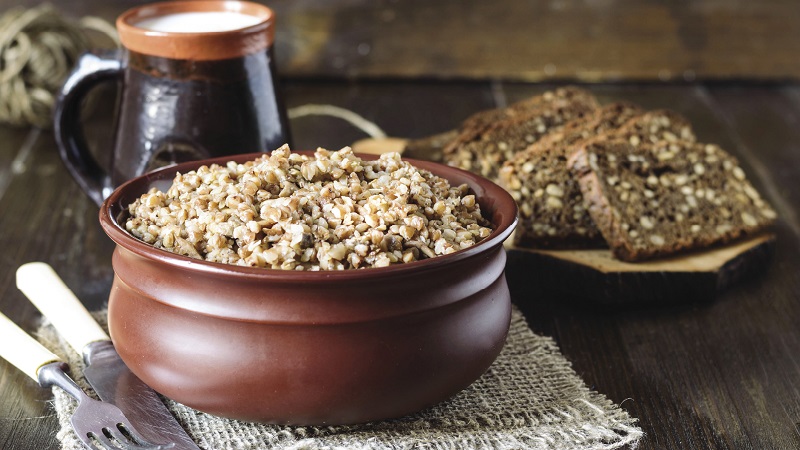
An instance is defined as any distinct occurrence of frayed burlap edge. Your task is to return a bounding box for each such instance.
[36,306,642,450]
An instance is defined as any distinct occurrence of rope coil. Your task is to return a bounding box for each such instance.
[0,4,117,128]
[0,5,386,140]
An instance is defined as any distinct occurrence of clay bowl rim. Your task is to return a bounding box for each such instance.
[99,151,518,284]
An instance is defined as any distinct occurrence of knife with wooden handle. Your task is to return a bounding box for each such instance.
[16,262,201,450]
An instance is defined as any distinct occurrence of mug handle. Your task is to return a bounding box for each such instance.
[54,49,123,207]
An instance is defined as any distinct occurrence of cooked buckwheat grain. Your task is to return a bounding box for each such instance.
[125,146,493,270]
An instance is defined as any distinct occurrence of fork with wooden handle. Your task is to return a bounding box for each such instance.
[0,312,170,450]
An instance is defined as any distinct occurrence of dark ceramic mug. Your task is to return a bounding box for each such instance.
[55,0,291,206]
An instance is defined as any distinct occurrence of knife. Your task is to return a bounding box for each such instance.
[16,262,201,450]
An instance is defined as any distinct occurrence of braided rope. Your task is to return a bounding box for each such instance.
[0,4,117,128]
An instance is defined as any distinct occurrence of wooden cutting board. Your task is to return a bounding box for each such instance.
[352,137,776,304]
[505,233,775,305]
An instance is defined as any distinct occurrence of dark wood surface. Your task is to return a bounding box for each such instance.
[2,0,800,448]
[7,0,800,82]
[1,81,799,450]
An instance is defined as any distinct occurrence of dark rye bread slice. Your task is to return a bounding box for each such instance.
[500,108,697,249]
[455,87,593,145]
[443,87,599,180]
[569,139,777,261]
[498,102,644,248]
[533,102,644,150]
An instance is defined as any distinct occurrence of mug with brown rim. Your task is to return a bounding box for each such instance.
[54,0,291,206]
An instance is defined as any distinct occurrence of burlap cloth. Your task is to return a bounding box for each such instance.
[37,306,642,450]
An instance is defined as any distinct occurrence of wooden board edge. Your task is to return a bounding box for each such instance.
[511,233,775,274]
[715,234,776,292]
[506,233,776,305]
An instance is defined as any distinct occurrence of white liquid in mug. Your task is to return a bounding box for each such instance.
[135,11,262,33]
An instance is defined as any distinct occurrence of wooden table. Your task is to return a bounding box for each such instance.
[1,81,799,450]
[2,0,800,448]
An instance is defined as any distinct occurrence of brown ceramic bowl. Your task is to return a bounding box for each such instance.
[99,152,517,425]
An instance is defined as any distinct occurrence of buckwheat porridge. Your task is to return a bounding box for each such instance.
[125,146,493,270]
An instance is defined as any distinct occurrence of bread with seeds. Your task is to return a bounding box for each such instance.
[501,107,696,249]
[568,139,777,261]
[455,87,592,144]
[498,102,644,248]
[443,87,599,180]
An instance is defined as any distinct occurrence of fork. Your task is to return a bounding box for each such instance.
[0,312,171,450]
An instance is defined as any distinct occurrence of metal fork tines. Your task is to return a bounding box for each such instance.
[38,362,173,450]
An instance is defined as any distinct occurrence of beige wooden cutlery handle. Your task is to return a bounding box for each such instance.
[16,262,110,355]
[0,312,61,381]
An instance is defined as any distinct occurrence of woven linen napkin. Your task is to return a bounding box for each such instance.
[37,306,642,450]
